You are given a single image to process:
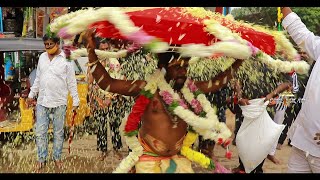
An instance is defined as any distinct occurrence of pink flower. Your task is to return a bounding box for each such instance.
[190,99,202,114]
[247,42,259,56]
[213,161,232,173]
[58,27,74,39]
[109,64,115,70]
[127,43,141,53]
[160,91,173,105]
[63,45,77,59]
[179,99,188,109]
[187,80,198,92]
[125,30,154,45]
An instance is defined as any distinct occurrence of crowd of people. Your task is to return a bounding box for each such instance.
[22,7,320,173]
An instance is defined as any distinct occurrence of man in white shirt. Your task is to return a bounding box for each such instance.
[26,33,80,172]
[281,7,320,173]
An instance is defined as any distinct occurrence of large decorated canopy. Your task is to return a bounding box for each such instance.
[90,7,276,55]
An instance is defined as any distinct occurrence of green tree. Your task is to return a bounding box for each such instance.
[231,7,320,35]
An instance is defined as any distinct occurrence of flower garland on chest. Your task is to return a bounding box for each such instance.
[114,69,232,173]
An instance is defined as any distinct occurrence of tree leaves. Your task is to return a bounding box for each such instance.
[232,7,320,35]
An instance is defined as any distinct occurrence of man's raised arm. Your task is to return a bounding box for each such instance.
[195,59,243,94]
[282,7,320,61]
[84,30,146,97]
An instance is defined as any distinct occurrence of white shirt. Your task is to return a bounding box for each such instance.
[28,51,80,108]
[283,12,320,157]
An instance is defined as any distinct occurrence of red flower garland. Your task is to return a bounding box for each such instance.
[225,151,232,159]
[124,94,151,135]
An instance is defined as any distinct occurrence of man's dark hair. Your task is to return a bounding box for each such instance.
[157,51,190,68]
[95,37,116,49]
[42,33,60,43]
[157,52,179,67]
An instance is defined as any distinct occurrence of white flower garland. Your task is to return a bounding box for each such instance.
[179,42,252,60]
[156,70,232,139]
[114,113,144,173]
[203,19,310,74]
[70,48,128,60]
[114,69,232,173]
[257,53,310,74]
[50,8,91,33]
[63,7,139,37]
[180,80,232,141]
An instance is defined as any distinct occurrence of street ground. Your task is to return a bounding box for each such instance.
[0,110,291,173]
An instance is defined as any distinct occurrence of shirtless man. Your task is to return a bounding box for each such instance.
[84,29,243,173]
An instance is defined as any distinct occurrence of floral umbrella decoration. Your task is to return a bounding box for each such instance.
[90,7,275,55]
[52,7,308,72]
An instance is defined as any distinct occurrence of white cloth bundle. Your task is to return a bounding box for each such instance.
[236,98,285,173]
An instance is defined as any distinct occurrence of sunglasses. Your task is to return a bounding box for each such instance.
[44,42,56,46]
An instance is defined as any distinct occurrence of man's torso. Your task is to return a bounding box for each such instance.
[140,91,188,157]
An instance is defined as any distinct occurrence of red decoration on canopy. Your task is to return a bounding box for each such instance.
[90,7,275,55]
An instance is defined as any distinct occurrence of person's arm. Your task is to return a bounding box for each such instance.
[84,29,145,97]
[226,96,237,114]
[264,82,292,102]
[282,7,320,61]
[195,60,244,94]
[233,80,250,106]
[66,61,80,108]
[28,59,41,99]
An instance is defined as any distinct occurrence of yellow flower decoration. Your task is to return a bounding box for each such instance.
[181,131,215,169]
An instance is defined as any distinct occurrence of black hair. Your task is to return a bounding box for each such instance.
[42,33,60,43]
[73,33,81,46]
[95,37,103,49]
[283,73,293,83]
[95,37,111,48]
[156,51,191,68]
[309,61,316,75]
[157,52,179,67]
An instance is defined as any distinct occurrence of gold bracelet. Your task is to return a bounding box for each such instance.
[86,59,100,67]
